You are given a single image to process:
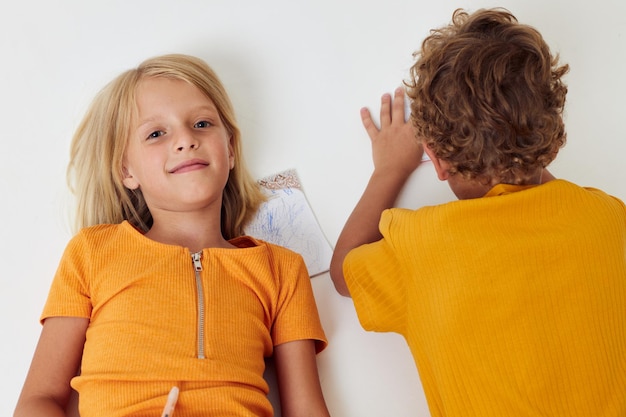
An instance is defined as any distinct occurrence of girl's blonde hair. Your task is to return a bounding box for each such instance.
[67,54,265,239]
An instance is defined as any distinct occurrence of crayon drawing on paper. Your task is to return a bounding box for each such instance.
[244,169,333,277]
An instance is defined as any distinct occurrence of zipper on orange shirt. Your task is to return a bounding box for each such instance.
[191,251,206,359]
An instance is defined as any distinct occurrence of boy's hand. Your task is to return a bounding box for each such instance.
[361,87,424,179]
[329,88,425,297]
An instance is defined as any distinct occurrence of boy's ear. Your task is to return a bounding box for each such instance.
[121,166,140,190]
[424,145,450,181]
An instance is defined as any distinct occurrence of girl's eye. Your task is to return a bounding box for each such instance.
[194,120,212,128]
[147,130,164,140]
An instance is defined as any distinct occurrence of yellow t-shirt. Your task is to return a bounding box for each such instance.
[344,180,626,416]
[42,221,327,417]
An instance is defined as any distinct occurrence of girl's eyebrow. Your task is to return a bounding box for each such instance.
[136,105,220,130]
[136,116,160,131]
[194,104,220,115]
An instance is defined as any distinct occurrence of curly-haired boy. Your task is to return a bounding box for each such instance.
[331,8,626,416]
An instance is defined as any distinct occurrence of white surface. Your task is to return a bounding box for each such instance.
[2,1,625,416]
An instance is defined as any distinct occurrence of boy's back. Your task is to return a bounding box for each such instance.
[344,179,626,416]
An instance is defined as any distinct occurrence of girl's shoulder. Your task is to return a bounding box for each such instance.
[70,221,139,250]
[230,235,307,267]
[75,221,134,238]
[231,235,298,255]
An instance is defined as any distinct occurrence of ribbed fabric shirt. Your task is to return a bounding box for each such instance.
[344,179,626,416]
[42,221,327,417]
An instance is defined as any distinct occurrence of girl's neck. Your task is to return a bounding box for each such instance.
[145,210,235,252]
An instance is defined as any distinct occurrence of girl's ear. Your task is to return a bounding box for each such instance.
[423,145,450,181]
[122,166,140,190]
[228,136,235,170]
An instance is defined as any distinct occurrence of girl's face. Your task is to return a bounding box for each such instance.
[122,77,234,216]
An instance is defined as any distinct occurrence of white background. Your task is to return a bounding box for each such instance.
[2,1,625,416]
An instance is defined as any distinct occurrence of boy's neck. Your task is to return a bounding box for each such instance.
[449,168,553,200]
[447,176,492,200]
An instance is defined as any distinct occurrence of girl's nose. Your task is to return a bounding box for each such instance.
[177,143,197,151]
[175,129,200,151]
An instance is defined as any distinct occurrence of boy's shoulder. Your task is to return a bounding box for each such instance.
[382,179,624,227]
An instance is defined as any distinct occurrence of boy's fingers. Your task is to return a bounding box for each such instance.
[360,107,380,139]
[379,93,392,126]
[392,87,406,123]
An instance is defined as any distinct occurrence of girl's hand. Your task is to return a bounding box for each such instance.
[361,87,424,180]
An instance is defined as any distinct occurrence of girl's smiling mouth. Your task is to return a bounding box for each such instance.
[168,159,209,174]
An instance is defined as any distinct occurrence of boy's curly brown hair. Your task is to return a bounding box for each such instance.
[406,8,569,185]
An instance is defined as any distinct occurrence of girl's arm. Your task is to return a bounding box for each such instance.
[273,340,330,417]
[329,88,424,296]
[14,317,88,417]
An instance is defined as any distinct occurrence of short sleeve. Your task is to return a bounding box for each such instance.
[40,233,93,323]
[270,250,328,353]
[343,210,408,335]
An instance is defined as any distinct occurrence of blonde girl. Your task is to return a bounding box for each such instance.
[15,54,330,417]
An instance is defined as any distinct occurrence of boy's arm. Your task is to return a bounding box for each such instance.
[329,88,424,297]
[273,340,330,417]
[14,317,88,417]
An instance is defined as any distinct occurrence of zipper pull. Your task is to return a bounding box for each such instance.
[191,251,203,271]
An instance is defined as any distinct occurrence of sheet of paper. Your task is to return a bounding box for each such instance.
[244,169,334,277]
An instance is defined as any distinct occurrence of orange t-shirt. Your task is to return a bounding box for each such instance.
[345,180,626,416]
[42,221,327,417]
